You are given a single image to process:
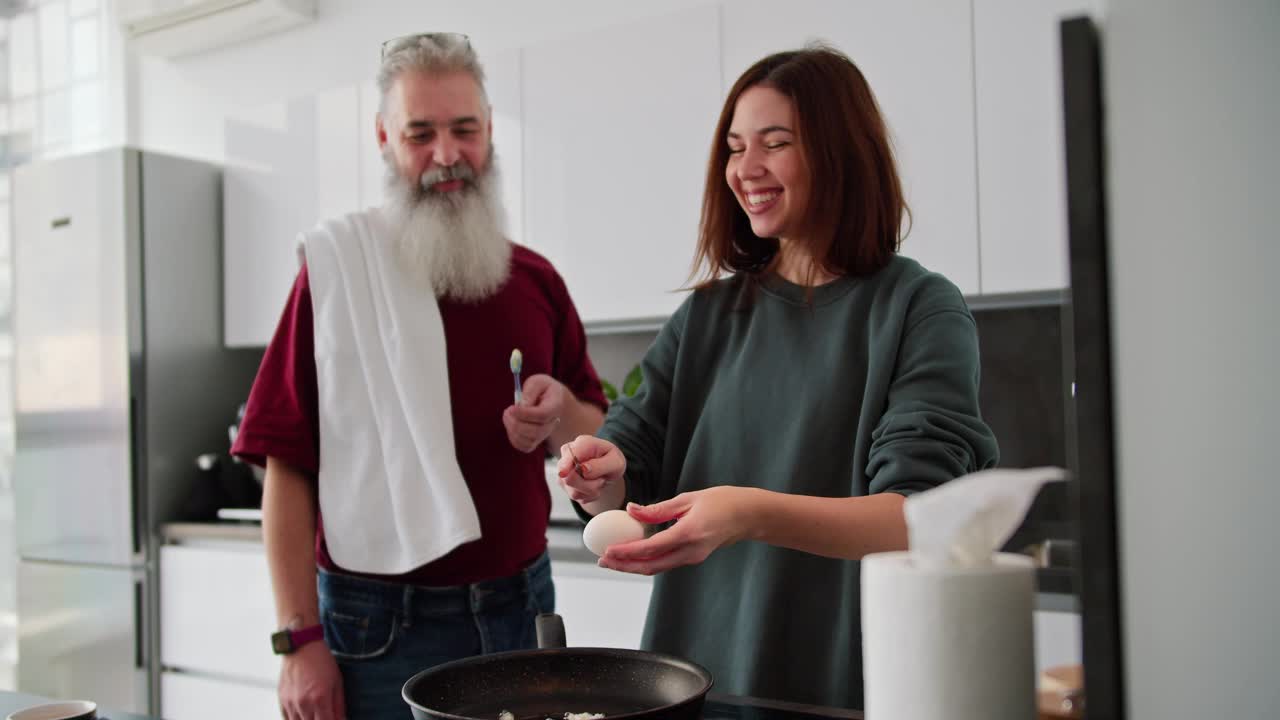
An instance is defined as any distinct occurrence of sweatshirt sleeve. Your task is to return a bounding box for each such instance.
[581,297,690,514]
[865,289,1000,496]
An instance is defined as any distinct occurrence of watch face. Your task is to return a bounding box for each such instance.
[271,630,293,654]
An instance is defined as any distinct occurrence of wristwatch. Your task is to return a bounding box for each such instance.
[270,624,324,654]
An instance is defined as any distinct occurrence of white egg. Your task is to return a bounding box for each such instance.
[582,509,646,556]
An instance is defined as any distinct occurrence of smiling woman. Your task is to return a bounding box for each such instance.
[554,44,997,710]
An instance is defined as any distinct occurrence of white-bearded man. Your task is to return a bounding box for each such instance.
[232,33,607,720]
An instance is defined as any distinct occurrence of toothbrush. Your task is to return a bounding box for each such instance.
[510,348,523,405]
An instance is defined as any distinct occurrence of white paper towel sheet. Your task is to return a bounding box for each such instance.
[861,551,1036,720]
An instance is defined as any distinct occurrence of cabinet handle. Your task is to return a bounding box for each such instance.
[51,217,71,229]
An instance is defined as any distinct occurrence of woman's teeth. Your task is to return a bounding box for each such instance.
[748,191,780,206]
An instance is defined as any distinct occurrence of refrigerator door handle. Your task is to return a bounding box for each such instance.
[130,395,143,556]
[134,580,146,669]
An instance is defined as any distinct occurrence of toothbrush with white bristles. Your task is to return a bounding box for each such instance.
[510,349,523,405]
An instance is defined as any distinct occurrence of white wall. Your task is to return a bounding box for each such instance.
[129,0,718,161]
[1104,1,1279,717]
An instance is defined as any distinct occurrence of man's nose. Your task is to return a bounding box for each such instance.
[433,136,460,167]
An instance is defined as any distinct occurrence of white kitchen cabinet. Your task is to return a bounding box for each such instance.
[357,81,382,211]
[522,4,722,323]
[974,0,1100,293]
[161,671,278,720]
[552,560,653,649]
[485,49,526,247]
[159,544,281,684]
[223,85,361,347]
[721,0,981,295]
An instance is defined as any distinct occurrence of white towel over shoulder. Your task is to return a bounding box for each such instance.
[300,207,480,574]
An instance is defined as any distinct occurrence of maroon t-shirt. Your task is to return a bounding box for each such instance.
[232,245,606,586]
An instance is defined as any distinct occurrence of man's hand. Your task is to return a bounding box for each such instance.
[278,640,345,720]
[503,374,568,453]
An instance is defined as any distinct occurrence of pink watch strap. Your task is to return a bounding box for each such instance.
[290,624,324,649]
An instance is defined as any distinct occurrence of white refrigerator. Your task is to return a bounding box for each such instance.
[12,148,263,714]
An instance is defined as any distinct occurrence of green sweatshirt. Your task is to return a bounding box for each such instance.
[593,255,999,709]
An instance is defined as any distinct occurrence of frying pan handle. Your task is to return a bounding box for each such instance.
[535,613,567,649]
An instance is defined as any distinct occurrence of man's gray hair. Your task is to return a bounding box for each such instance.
[377,33,488,113]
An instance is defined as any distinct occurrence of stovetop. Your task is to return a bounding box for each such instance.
[702,695,862,720]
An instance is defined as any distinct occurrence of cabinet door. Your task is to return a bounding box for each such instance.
[552,561,653,649]
[522,5,722,322]
[974,0,1100,293]
[223,86,360,347]
[161,671,279,720]
[721,0,980,294]
[159,544,281,684]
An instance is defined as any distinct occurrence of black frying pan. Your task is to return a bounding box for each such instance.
[402,614,713,720]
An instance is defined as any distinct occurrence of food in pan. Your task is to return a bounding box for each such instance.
[494,707,604,712]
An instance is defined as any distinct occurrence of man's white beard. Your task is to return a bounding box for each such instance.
[382,149,512,301]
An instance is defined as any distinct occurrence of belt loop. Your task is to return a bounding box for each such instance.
[524,550,547,594]
[521,555,535,593]
[402,584,414,628]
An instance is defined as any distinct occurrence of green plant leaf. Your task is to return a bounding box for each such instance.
[622,363,644,397]
[601,379,618,401]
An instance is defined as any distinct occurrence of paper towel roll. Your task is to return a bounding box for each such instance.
[861,551,1036,720]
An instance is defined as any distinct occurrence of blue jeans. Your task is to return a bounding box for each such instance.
[317,551,555,720]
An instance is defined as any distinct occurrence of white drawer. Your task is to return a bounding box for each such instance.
[161,671,278,720]
[1034,609,1082,674]
[160,544,281,683]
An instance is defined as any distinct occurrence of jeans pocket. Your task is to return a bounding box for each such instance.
[322,604,400,661]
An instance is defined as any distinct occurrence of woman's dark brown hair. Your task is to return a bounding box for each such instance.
[690,44,909,288]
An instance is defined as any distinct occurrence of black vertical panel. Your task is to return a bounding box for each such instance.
[1060,16,1125,720]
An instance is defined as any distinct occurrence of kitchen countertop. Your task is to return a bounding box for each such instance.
[0,690,157,720]
[160,521,1075,610]
[161,520,599,565]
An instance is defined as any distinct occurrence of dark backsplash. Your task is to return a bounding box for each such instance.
[970,297,1073,555]
[586,295,1077,569]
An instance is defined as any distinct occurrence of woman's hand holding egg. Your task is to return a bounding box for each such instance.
[597,486,760,576]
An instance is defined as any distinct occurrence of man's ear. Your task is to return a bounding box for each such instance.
[375,111,389,151]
